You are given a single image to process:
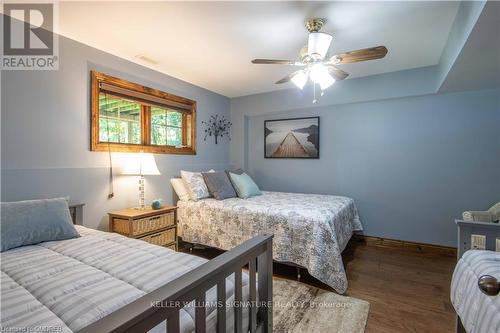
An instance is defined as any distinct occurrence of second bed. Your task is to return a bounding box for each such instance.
[177,190,362,294]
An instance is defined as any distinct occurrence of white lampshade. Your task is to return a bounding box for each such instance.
[122,153,160,176]
[307,32,333,59]
[291,70,308,89]
[310,64,335,90]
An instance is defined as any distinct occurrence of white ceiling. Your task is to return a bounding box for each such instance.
[57,1,460,97]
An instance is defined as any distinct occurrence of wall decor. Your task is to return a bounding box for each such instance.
[202,114,231,144]
[265,117,319,159]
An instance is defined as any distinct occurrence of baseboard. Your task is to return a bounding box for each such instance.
[351,234,457,257]
[181,235,457,257]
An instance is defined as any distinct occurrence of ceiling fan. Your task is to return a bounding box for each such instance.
[252,18,388,94]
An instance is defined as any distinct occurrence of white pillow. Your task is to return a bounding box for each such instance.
[170,178,191,202]
[180,170,214,201]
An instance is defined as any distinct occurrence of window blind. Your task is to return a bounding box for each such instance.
[99,82,192,113]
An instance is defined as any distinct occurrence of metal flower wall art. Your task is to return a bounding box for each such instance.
[202,114,232,144]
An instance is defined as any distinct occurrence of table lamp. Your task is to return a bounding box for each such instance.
[122,153,161,210]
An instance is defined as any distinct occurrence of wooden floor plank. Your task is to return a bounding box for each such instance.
[343,241,456,333]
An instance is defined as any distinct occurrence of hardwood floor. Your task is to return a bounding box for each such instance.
[181,237,457,333]
[342,238,456,333]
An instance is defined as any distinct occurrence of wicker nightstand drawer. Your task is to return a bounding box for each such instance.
[108,206,178,251]
[139,228,176,247]
[113,212,174,237]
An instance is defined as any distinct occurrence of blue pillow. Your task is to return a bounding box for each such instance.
[229,172,262,199]
[0,198,80,252]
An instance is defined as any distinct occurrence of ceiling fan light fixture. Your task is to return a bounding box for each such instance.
[291,70,308,89]
[310,64,335,90]
[307,32,333,59]
[319,75,335,90]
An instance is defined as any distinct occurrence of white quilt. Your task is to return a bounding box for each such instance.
[1,226,249,332]
[451,250,500,333]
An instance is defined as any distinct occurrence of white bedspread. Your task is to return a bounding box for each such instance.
[1,226,249,333]
[178,191,362,293]
[451,250,500,333]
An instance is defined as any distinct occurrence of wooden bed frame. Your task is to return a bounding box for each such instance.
[455,219,500,333]
[68,204,274,333]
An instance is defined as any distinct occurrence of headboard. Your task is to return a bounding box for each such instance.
[171,177,181,204]
[456,219,500,259]
[69,203,85,225]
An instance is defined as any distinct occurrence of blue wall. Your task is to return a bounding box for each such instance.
[227,0,500,247]
[1,34,231,230]
[2,4,499,247]
[237,89,500,247]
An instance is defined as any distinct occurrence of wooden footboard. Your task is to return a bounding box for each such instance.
[79,234,273,333]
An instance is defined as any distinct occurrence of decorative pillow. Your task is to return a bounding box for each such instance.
[180,170,214,201]
[202,171,237,200]
[229,172,262,199]
[225,168,245,176]
[170,178,191,201]
[225,168,245,191]
[0,197,80,252]
[488,202,500,222]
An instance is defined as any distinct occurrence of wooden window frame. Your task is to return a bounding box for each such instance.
[91,71,196,155]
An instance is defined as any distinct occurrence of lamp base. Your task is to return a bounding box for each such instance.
[138,175,145,210]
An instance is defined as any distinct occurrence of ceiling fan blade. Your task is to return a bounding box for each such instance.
[331,46,388,64]
[275,73,295,84]
[326,65,349,81]
[252,59,303,65]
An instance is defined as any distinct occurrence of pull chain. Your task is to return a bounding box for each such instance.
[101,88,115,199]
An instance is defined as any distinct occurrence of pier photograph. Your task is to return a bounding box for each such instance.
[265,117,319,158]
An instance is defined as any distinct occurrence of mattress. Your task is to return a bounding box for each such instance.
[178,190,362,293]
[0,225,250,333]
[451,250,500,333]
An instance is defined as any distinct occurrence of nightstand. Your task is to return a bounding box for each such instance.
[108,206,178,251]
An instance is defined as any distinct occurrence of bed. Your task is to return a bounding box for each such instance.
[1,203,273,333]
[451,220,500,333]
[176,190,362,294]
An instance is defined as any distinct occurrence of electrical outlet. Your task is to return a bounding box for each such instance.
[496,238,500,252]
[471,234,486,250]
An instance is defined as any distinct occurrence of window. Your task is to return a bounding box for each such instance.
[99,95,142,144]
[151,106,185,147]
[91,71,196,154]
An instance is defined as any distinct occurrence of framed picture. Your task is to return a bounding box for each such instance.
[264,116,319,159]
